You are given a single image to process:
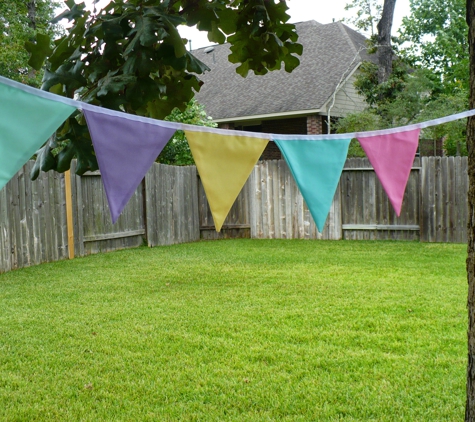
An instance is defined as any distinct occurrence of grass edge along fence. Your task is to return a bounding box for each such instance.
[0,157,468,273]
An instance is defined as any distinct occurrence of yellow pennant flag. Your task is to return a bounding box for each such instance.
[185,130,268,232]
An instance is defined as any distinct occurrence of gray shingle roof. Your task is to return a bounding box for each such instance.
[193,20,374,121]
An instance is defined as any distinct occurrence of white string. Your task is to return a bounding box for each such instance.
[1,75,473,140]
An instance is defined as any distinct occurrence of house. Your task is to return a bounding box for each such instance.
[193,20,376,159]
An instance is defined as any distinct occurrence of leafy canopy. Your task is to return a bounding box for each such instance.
[0,0,62,86]
[344,0,382,36]
[336,0,469,157]
[337,59,468,157]
[159,99,216,166]
[397,0,468,93]
[26,0,302,177]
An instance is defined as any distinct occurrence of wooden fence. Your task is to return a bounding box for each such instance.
[0,162,69,273]
[0,157,469,274]
[249,159,342,240]
[340,158,421,241]
[420,157,469,243]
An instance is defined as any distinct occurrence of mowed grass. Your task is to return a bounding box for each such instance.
[0,239,467,421]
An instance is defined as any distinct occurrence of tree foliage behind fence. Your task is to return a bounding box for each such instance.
[0,158,469,274]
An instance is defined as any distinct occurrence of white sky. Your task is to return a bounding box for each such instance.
[82,0,411,50]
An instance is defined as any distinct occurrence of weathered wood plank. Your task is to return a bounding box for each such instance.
[0,178,12,273]
[70,161,85,257]
[146,163,200,245]
[342,224,420,230]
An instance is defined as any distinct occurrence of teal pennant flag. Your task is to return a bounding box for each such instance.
[274,138,351,232]
[0,82,76,191]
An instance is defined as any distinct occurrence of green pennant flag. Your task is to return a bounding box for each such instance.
[274,138,351,232]
[0,82,76,190]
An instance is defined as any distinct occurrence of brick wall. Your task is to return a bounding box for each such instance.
[260,142,282,160]
[307,115,323,135]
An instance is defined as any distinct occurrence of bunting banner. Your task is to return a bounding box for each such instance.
[356,128,421,216]
[185,130,269,231]
[2,75,475,229]
[274,138,351,232]
[84,109,176,223]
[0,82,76,191]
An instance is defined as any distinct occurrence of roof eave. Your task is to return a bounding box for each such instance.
[212,108,324,123]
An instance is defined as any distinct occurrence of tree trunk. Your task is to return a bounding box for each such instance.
[467,1,475,420]
[376,0,396,84]
[27,1,37,80]
[27,1,37,30]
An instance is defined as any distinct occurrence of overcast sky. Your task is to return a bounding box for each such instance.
[82,0,411,50]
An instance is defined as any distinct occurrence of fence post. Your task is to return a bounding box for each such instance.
[419,157,425,242]
[64,170,75,259]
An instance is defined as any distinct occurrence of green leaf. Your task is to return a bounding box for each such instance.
[97,72,136,97]
[124,15,163,56]
[39,144,56,172]
[25,33,53,70]
[162,16,187,58]
[56,142,76,173]
[48,83,63,95]
[186,51,211,74]
[47,38,77,72]
[139,17,162,47]
[283,54,300,73]
[216,9,237,35]
[286,42,303,56]
[52,1,87,23]
[145,99,175,119]
[235,61,250,78]
[126,77,162,110]
[208,21,226,44]
[30,135,57,180]
[41,63,87,96]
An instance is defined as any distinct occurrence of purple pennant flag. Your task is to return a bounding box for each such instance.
[84,110,176,223]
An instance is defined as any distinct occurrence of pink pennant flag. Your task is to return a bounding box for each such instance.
[357,128,420,216]
[84,110,176,223]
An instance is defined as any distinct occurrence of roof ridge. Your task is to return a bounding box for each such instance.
[335,21,361,59]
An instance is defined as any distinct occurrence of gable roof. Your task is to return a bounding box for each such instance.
[193,20,374,122]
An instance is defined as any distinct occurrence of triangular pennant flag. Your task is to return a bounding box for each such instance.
[356,128,420,216]
[84,110,176,223]
[0,82,76,191]
[274,138,351,232]
[185,130,268,232]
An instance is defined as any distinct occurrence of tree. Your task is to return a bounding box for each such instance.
[158,99,216,165]
[0,0,62,86]
[353,59,412,109]
[466,1,475,419]
[415,90,468,156]
[376,0,396,84]
[338,0,469,157]
[27,0,302,177]
[398,0,468,93]
[344,0,382,36]
[337,60,468,157]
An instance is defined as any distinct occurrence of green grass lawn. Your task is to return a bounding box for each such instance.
[0,239,467,421]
